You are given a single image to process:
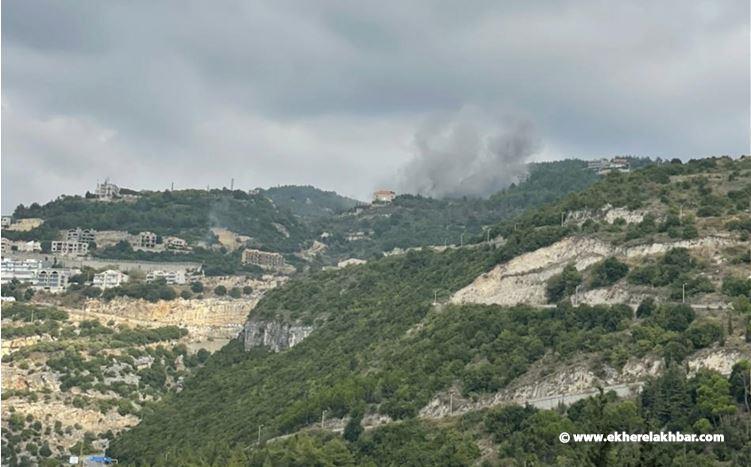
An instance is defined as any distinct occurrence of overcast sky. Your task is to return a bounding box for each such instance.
[2,0,749,212]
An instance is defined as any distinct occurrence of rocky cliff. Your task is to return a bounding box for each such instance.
[451,235,735,307]
[243,318,313,352]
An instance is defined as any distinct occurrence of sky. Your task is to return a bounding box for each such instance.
[2,0,749,212]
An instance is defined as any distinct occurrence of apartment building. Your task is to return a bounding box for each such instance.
[66,227,97,243]
[138,231,158,249]
[241,248,286,269]
[51,241,89,256]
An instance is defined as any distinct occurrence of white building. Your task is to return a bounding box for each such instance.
[146,270,186,285]
[51,241,89,256]
[66,228,97,243]
[0,258,44,284]
[138,231,158,249]
[35,269,76,292]
[1,238,10,256]
[1,216,12,228]
[165,236,189,251]
[95,178,120,200]
[93,270,129,289]
[0,258,77,292]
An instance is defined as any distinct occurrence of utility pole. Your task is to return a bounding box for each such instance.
[485,228,491,245]
[434,290,438,304]
[460,232,465,247]
[321,410,326,429]
[682,283,687,304]
[257,425,263,445]
[561,211,565,226]
[449,393,453,415]
[231,178,234,190]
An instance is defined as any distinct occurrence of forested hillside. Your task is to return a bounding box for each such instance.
[315,159,602,260]
[107,156,751,465]
[263,185,361,220]
[9,189,310,253]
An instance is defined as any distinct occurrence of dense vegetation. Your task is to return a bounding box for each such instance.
[262,185,361,220]
[10,189,310,253]
[315,159,601,260]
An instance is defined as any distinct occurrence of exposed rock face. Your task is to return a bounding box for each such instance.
[564,204,648,226]
[419,347,749,419]
[243,318,313,352]
[452,235,735,307]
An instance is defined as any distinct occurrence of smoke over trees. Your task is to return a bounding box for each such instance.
[396,110,542,198]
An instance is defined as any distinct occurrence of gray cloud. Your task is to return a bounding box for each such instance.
[2,0,749,212]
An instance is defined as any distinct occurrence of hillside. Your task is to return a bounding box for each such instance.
[107,156,751,465]
[7,189,310,254]
[314,159,603,260]
[262,185,362,221]
[3,160,609,272]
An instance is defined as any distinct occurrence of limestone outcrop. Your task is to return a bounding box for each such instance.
[243,318,313,352]
[451,235,735,307]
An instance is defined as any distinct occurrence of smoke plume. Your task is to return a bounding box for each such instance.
[396,110,541,198]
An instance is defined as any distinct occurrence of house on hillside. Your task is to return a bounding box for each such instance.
[373,189,396,203]
[93,270,129,289]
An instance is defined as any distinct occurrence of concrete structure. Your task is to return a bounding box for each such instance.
[35,269,76,292]
[93,270,129,289]
[1,216,12,228]
[1,238,10,256]
[1,239,42,255]
[241,248,286,269]
[51,241,89,256]
[373,189,396,203]
[66,227,97,244]
[165,236,189,251]
[138,231,158,249]
[146,269,187,285]
[15,241,42,253]
[95,178,120,200]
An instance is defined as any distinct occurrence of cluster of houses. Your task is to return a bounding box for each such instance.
[0,255,195,295]
[0,258,80,293]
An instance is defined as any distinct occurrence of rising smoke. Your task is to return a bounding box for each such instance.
[396,110,541,198]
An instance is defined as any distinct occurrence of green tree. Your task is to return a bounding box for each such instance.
[590,257,629,288]
[214,285,227,296]
[546,264,582,302]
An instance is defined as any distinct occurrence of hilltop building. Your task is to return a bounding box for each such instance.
[1,216,12,227]
[373,190,396,203]
[587,157,631,175]
[93,270,129,289]
[241,248,286,270]
[95,178,120,200]
[51,241,89,256]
